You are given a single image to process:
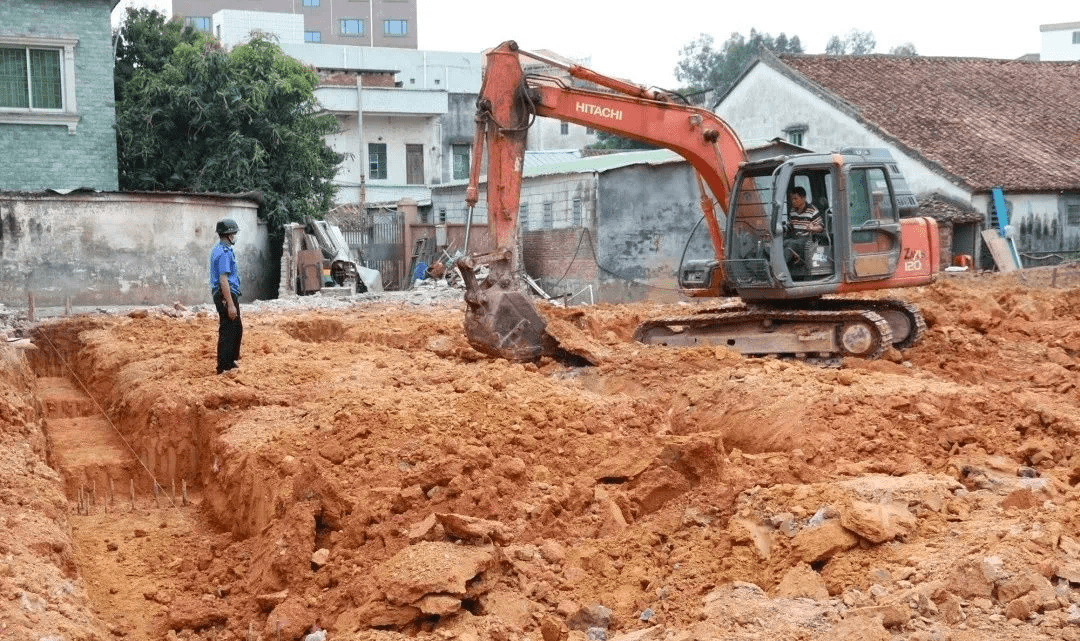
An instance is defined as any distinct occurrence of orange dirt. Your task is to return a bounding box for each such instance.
[4,267,1080,641]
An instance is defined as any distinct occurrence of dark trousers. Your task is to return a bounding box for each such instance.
[213,290,243,374]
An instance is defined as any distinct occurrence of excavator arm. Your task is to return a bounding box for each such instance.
[458,41,747,363]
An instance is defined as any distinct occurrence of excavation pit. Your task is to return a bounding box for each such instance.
[1,272,1080,640]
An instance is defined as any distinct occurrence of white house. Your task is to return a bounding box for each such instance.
[1041,21,1080,61]
[715,50,1080,269]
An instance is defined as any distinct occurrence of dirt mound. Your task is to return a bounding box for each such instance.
[4,270,1080,640]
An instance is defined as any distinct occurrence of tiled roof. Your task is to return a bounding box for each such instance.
[918,193,984,224]
[772,54,1080,192]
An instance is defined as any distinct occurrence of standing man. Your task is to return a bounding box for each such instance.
[209,218,243,374]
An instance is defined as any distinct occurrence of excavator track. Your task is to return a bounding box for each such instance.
[806,298,926,349]
[693,297,926,350]
[633,307,893,361]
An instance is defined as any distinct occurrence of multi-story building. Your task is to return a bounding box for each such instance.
[168,0,417,48]
[2,0,120,191]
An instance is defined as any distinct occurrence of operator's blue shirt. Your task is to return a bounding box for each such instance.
[209,241,241,296]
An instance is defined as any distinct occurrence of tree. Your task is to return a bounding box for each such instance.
[889,43,919,56]
[674,30,804,100]
[113,8,206,100]
[114,10,344,235]
[825,29,877,55]
[587,130,655,151]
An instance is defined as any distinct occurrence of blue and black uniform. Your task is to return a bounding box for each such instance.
[209,240,243,374]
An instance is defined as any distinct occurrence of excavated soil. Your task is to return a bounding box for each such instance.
[5,267,1080,641]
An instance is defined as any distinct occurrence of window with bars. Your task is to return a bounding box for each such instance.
[543,202,554,228]
[1067,200,1080,226]
[560,122,569,135]
[572,198,582,227]
[452,144,470,180]
[520,203,529,230]
[368,143,387,179]
[0,46,62,110]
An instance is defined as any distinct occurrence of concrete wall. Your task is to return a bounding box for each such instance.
[430,161,709,304]
[594,162,709,303]
[1041,23,1080,61]
[973,191,1080,256]
[213,9,303,47]
[0,0,120,192]
[440,93,477,184]
[527,117,599,152]
[0,193,274,308]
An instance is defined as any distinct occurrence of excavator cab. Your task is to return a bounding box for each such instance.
[718,149,911,301]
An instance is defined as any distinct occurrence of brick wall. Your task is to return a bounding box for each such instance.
[523,227,597,297]
[0,0,119,191]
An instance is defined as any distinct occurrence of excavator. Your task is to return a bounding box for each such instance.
[456,41,939,364]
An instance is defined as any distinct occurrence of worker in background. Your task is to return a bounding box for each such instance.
[209,218,243,375]
[784,186,824,266]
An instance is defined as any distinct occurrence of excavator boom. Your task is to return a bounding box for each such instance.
[459,41,745,362]
[458,41,934,364]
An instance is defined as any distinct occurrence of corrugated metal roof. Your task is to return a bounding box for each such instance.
[523,150,582,169]
[436,149,684,189]
[526,148,682,177]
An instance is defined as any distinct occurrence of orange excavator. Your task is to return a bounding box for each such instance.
[456,41,939,364]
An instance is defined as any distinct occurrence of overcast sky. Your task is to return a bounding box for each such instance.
[115,0,1076,89]
[416,0,1076,89]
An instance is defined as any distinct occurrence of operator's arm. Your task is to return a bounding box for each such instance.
[219,273,237,320]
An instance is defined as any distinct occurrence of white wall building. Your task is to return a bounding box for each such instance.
[1040,22,1080,61]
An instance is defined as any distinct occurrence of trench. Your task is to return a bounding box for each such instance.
[23,322,276,640]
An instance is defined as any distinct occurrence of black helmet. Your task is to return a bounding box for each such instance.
[216,218,239,236]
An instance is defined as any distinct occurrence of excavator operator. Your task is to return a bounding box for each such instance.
[784,186,825,267]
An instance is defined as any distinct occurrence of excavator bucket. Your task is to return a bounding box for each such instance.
[457,255,593,366]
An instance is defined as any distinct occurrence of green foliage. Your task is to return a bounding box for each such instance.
[674,30,804,99]
[113,8,206,100]
[587,130,656,151]
[825,29,877,55]
[114,10,344,235]
[888,43,919,56]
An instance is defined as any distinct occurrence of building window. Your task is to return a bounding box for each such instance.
[304,31,321,42]
[452,144,470,180]
[384,19,408,36]
[340,19,365,36]
[0,37,81,132]
[586,127,594,134]
[368,143,387,179]
[1073,31,1080,45]
[0,46,62,109]
[572,198,582,227]
[560,122,569,135]
[520,203,529,230]
[784,124,807,146]
[302,0,319,6]
[183,16,211,32]
[1067,200,1080,226]
[438,208,447,223]
[543,202,554,229]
